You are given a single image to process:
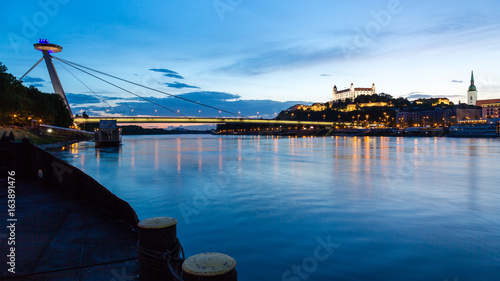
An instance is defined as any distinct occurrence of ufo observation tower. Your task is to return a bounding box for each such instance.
[21,40,73,118]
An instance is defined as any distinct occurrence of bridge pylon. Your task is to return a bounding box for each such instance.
[24,39,73,118]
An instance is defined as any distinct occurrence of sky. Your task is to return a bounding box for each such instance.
[1,0,500,120]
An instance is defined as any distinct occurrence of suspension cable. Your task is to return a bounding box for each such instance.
[52,56,247,118]
[54,58,186,117]
[19,57,44,81]
[55,59,121,116]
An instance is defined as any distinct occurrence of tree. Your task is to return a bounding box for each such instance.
[0,62,73,127]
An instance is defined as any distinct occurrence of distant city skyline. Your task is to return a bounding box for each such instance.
[1,0,500,118]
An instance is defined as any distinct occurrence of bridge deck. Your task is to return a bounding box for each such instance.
[74,117,342,126]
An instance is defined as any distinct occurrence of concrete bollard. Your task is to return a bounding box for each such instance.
[137,217,182,280]
[182,252,237,281]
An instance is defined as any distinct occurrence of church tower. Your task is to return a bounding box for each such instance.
[467,71,477,106]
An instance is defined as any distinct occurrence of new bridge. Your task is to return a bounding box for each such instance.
[23,40,340,129]
[73,116,336,127]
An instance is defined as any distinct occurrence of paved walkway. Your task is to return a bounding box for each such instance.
[0,179,139,280]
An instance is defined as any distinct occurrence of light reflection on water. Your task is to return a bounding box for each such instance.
[57,135,500,281]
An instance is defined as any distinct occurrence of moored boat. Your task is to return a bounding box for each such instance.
[448,118,500,137]
[94,120,122,147]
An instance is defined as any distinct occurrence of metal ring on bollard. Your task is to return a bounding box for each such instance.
[137,217,185,280]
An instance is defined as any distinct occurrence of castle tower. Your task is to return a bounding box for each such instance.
[332,85,337,100]
[467,71,477,106]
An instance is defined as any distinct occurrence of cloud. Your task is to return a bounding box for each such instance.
[165,81,200,89]
[164,73,184,79]
[218,46,346,75]
[451,80,463,83]
[320,74,331,77]
[66,93,130,104]
[404,92,432,100]
[177,91,240,101]
[149,68,179,75]
[29,83,44,87]
[66,93,102,104]
[404,92,465,100]
[22,76,45,83]
[406,92,424,96]
[86,91,310,118]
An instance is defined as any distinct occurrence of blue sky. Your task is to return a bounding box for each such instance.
[1,0,500,119]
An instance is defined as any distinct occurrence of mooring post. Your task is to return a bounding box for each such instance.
[137,217,181,280]
[182,252,237,281]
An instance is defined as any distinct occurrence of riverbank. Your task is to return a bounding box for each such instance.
[0,126,67,145]
[0,126,92,149]
[214,127,438,137]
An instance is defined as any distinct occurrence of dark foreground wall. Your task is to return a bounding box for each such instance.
[0,140,138,227]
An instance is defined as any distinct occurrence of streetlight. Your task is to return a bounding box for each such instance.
[323,115,326,120]
[199,110,201,117]
[257,112,259,118]
[219,110,222,117]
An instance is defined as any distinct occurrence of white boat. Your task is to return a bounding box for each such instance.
[448,118,500,137]
[94,120,122,147]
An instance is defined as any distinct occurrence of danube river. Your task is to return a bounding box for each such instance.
[53,135,500,281]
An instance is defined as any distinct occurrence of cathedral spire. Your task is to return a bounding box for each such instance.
[468,71,477,92]
[467,70,477,106]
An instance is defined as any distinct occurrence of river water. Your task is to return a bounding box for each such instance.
[53,135,500,281]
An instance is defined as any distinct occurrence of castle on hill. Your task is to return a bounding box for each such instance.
[332,83,376,102]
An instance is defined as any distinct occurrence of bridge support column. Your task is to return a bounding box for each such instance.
[40,50,73,117]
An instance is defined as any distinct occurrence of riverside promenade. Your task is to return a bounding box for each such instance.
[0,140,140,280]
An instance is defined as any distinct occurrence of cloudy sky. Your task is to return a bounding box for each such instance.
[1,0,500,119]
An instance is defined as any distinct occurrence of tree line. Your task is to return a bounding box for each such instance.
[0,62,73,127]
